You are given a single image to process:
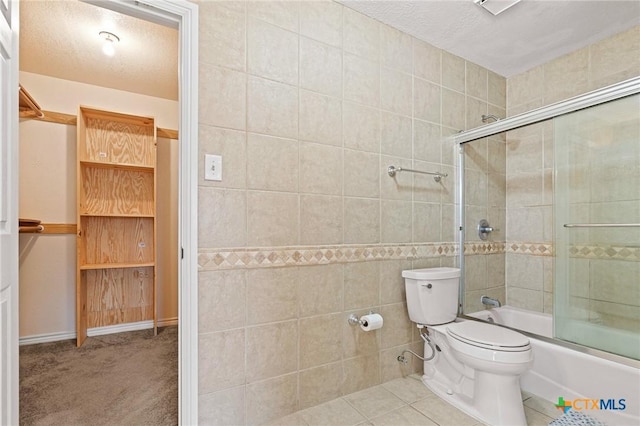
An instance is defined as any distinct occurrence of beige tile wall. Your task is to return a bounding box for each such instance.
[197,1,506,424]
[505,26,640,314]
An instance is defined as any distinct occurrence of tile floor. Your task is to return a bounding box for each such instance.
[269,375,562,426]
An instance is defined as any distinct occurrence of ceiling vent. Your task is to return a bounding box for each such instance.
[474,0,522,16]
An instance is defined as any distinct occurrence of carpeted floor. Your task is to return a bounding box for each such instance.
[19,326,178,426]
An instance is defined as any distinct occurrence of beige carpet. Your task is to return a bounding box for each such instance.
[19,326,178,426]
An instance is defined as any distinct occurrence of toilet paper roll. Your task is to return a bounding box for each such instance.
[360,313,383,331]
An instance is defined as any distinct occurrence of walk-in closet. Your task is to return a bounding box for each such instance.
[17,1,179,423]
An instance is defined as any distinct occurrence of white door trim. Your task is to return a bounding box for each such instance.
[81,1,199,423]
[1,0,19,423]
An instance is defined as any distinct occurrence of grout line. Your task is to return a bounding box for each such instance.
[296,22,302,250]
[242,2,249,423]
[405,404,437,422]
[340,5,347,249]
[341,395,370,420]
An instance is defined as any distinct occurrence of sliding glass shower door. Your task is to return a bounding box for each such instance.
[554,94,640,360]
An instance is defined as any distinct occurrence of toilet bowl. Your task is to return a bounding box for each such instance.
[403,267,532,426]
[446,321,532,368]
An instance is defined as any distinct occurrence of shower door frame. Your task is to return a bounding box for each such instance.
[452,76,640,367]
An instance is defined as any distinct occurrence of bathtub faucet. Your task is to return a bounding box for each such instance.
[481,295,501,308]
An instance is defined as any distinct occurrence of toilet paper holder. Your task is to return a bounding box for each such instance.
[348,312,373,326]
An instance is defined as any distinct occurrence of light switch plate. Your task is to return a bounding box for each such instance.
[204,154,222,181]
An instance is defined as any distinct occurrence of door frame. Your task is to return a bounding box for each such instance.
[2,0,19,422]
[81,0,199,423]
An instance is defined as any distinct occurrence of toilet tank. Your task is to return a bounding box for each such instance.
[402,267,460,325]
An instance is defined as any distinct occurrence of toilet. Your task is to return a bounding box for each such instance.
[403,267,532,426]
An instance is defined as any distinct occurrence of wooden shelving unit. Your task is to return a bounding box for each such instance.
[76,106,157,346]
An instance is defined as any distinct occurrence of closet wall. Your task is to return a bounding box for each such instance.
[18,71,179,340]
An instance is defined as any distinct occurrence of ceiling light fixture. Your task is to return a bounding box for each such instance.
[474,0,521,16]
[99,31,120,57]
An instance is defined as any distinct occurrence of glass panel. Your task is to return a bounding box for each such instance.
[461,132,507,314]
[554,94,640,360]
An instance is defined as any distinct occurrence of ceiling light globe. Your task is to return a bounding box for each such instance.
[99,31,119,57]
[102,40,115,56]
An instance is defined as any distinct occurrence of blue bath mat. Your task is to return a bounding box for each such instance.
[549,410,606,426]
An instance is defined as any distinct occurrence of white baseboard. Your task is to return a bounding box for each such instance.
[19,318,179,346]
[19,331,76,346]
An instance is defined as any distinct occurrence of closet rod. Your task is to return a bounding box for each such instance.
[18,223,76,234]
[19,225,44,233]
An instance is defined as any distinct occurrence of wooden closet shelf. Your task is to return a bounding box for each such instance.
[80,262,155,271]
[76,106,158,346]
[42,223,77,234]
[79,213,155,218]
[19,218,41,226]
[19,109,75,124]
[19,109,178,139]
[19,85,44,118]
[80,160,154,172]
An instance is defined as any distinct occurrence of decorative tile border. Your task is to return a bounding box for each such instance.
[568,244,640,262]
[507,242,640,262]
[464,242,506,255]
[199,243,449,271]
[198,240,640,270]
[507,242,554,256]
[198,241,507,271]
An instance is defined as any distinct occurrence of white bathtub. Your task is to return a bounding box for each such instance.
[469,306,640,425]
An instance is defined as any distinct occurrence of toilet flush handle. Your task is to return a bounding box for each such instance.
[422,283,433,289]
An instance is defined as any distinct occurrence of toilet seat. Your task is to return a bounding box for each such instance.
[446,321,530,352]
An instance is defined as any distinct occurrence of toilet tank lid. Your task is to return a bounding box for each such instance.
[402,267,461,280]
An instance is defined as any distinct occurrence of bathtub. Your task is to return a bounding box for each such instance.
[468,306,640,425]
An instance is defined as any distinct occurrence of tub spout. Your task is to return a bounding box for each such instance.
[481,295,501,308]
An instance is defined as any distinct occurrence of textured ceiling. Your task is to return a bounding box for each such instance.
[19,1,639,96]
[341,0,640,77]
[20,0,178,100]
